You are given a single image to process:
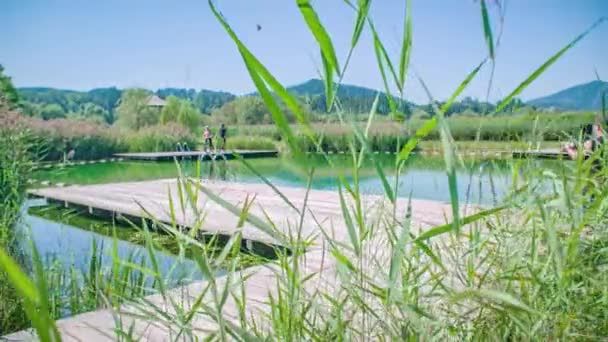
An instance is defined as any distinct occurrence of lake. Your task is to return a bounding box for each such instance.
[33,154,551,205]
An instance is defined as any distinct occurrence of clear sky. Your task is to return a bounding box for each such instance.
[1,0,606,103]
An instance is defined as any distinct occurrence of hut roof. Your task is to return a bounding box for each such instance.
[146,95,166,107]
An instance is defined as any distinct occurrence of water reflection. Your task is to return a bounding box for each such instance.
[34,155,559,205]
[21,200,210,288]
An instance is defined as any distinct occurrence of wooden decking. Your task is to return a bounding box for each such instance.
[511,149,568,159]
[9,179,460,340]
[114,149,278,161]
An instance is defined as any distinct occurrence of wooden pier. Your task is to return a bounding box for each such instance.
[114,149,278,161]
[511,149,568,159]
[9,179,463,340]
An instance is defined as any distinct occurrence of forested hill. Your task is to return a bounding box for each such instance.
[16,79,604,125]
[527,80,608,111]
[286,78,415,114]
[17,87,235,123]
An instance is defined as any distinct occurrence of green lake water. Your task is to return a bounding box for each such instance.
[33,154,547,204]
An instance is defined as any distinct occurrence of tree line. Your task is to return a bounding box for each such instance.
[16,85,235,125]
[4,64,537,130]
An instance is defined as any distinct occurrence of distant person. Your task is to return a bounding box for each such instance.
[203,126,214,152]
[64,140,75,163]
[65,149,75,163]
[563,118,605,167]
[563,118,605,203]
[219,123,227,152]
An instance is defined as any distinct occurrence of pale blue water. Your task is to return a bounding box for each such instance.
[20,200,207,287]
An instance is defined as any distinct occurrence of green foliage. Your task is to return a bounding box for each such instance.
[15,79,607,125]
[39,104,66,120]
[124,123,196,152]
[237,111,597,150]
[160,96,181,124]
[19,87,121,124]
[156,88,235,114]
[116,89,160,130]
[78,103,109,121]
[0,109,34,334]
[211,96,274,125]
[160,96,200,132]
[0,65,20,109]
[225,136,276,150]
[10,115,125,161]
[1,111,200,162]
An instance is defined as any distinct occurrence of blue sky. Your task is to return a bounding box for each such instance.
[1,0,606,103]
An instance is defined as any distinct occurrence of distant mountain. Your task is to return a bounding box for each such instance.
[528,80,608,111]
[286,78,415,115]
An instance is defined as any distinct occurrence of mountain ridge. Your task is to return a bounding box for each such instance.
[527,80,607,111]
[17,79,607,112]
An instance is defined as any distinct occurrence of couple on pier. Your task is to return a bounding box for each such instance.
[562,117,605,167]
[203,123,227,153]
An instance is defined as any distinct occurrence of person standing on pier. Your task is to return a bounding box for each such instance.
[219,123,227,152]
[203,126,214,152]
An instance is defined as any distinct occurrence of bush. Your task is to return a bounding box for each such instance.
[123,123,197,152]
[225,136,276,150]
[1,112,200,160]
[0,112,124,161]
[234,111,599,152]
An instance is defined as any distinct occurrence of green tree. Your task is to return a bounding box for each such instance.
[194,92,206,113]
[81,103,108,118]
[160,96,181,124]
[160,96,200,132]
[177,101,200,131]
[40,104,66,120]
[0,65,20,109]
[115,89,159,130]
[212,96,269,125]
[20,101,40,117]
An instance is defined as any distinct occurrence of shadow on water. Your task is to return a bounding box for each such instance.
[20,200,216,288]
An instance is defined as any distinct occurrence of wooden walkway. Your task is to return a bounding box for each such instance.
[9,179,459,340]
[114,149,277,161]
[511,149,568,159]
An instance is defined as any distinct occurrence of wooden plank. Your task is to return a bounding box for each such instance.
[10,180,460,340]
[114,150,278,161]
[29,180,453,248]
[511,149,568,159]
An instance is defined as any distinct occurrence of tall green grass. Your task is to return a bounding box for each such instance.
[0,108,34,334]
[1,112,197,162]
[235,111,598,152]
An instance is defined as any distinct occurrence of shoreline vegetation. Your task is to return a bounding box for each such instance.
[0,108,589,162]
[1,0,607,340]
